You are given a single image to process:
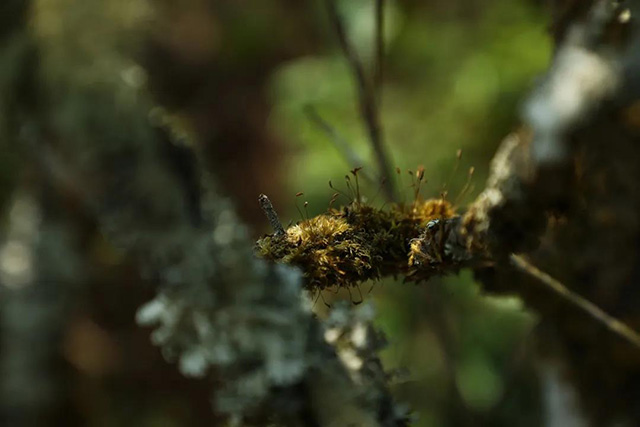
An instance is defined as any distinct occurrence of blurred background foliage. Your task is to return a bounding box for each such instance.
[4,0,552,425]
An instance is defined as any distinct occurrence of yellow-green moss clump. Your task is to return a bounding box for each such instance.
[256,199,455,290]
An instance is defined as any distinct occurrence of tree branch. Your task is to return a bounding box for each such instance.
[323,0,397,201]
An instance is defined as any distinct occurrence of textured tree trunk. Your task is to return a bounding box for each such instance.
[466,1,640,424]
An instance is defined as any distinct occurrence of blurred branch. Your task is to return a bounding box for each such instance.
[304,105,375,184]
[511,254,640,350]
[374,0,384,105]
[323,0,397,201]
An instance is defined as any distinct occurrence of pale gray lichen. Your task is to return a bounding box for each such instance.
[323,302,412,425]
[135,222,311,416]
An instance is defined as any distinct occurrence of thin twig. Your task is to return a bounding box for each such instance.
[259,194,285,236]
[324,0,397,202]
[304,105,375,185]
[510,254,640,350]
[374,0,384,106]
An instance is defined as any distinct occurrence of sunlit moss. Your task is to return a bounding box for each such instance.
[256,198,456,290]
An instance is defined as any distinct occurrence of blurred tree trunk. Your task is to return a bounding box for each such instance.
[0,186,83,426]
[466,1,640,424]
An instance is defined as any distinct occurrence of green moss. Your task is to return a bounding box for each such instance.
[256,198,456,290]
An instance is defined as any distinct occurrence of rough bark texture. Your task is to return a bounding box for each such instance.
[462,1,640,424]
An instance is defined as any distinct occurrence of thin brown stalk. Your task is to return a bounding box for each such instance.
[374,0,384,105]
[304,105,375,184]
[323,0,397,202]
[510,254,640,350]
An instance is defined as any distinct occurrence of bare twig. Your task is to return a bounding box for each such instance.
[258,194,285,236]
[304,105,375,184]
[510,254,640,350]
[374,0,384,105]
[323,0,397,202]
